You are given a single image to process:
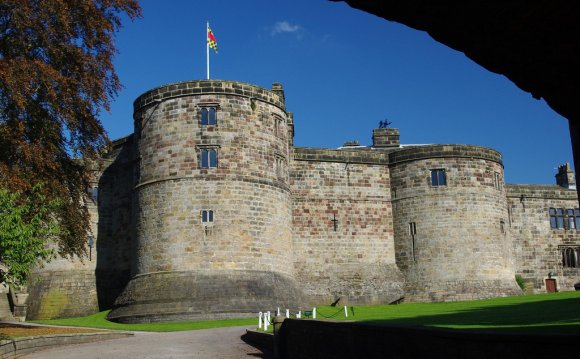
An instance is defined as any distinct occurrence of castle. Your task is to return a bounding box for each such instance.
[24,80,580,323]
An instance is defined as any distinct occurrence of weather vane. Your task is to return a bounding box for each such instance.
[379,119,392,128]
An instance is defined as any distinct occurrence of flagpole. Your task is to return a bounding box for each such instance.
[206,21,210,80]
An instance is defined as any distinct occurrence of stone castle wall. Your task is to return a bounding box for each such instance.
[389,145,521,301]
[24,79,578,321]
[108,80,303,323]
[507,185,580,292]
[291,148,404,305]
[28,137,134,319]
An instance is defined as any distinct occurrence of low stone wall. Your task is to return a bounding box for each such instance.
[276,319,580,359]
[0,332,132,359]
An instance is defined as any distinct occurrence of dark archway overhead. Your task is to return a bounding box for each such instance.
[332,0,580,200]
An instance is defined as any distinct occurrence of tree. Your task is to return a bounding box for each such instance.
[0,1,141,257]
[0,185,59,286]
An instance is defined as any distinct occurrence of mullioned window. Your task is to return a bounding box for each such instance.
[430,169,447,186]
[550,207,579,229]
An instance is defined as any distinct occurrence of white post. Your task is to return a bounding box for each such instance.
[344,305,348,318]
[297,311,301,319]
[258,312,263,329]
[277,307,280,316]
[265,311,270,331]
[286,309,290,318]
[313,307,316,319]
[206,21,210,80]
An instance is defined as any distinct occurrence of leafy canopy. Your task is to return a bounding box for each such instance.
[0,185,59,286]
[0,0,141,256]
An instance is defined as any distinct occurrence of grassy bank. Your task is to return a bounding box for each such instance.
[32,291,580,334]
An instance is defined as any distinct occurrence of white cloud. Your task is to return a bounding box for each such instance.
[271,21,303,36]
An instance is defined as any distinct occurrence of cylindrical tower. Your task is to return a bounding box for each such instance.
[108,80,302,323]
[389,145,521,302]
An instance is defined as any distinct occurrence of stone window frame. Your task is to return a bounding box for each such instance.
[198,102,219,127]
[430,168,447,187]
[274,153,286,179]
[493,171,502,190]
[560,246,580,268]
[549,207,580,230]
[273,113,286,138]
[500,219,506,234]
[408,222,417,261]
[199,208,215,227]
[197,145,220,169]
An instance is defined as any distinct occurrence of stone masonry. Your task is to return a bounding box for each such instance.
[23,80,580,322]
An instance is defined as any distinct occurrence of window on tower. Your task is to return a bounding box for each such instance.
[493,171,502,190]
[200,107,217,126]
[200,148,218,168]
[430,169,447,187]
[201,210,214,225]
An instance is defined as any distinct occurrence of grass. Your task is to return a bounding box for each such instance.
[31,291,580,334]
[314,291,580,333]
[32,311,255,332]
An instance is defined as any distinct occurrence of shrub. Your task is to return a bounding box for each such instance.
[515,274,526,290]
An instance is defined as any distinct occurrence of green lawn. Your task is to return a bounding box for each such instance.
[32,291,580,334]
[32,311,255,332]
[315,291,580,333]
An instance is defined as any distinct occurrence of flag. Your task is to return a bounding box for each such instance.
[208,26,218,54]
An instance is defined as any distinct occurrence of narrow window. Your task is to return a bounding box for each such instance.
[576,209,580,229]
[549,208,557,229]
[409,222,417,261]
[200,148,218,168]
[201,107,217,126]
[500,219,505,234]
[557,208,565,229]
[275,155,285,178]
[201,210,214,224]
[430,169,447,186]
[273,115,285,138]
[494,172,502,190]
[567,209,576,229]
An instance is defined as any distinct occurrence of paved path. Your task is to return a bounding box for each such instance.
[20,325,273,359]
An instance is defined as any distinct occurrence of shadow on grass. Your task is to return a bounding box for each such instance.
[362,296,580,334]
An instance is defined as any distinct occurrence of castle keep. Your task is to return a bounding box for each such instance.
[24,80,580,322]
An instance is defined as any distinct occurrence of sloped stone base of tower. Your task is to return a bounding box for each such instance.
[298,263,405,306]
[404,279,523,302]
[107,270,305,323]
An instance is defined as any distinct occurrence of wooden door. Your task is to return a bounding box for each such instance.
[545,278,557,293]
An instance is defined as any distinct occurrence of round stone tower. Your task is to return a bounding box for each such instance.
[389,145,521,301]
[107,80,302,323]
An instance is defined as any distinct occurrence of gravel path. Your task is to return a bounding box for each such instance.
[19,325,272,359]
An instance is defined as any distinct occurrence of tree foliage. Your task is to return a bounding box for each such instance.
[0,0,141,256]
[0,185,59,286]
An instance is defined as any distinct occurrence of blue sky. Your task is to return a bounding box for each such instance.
[100,0,573,184]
